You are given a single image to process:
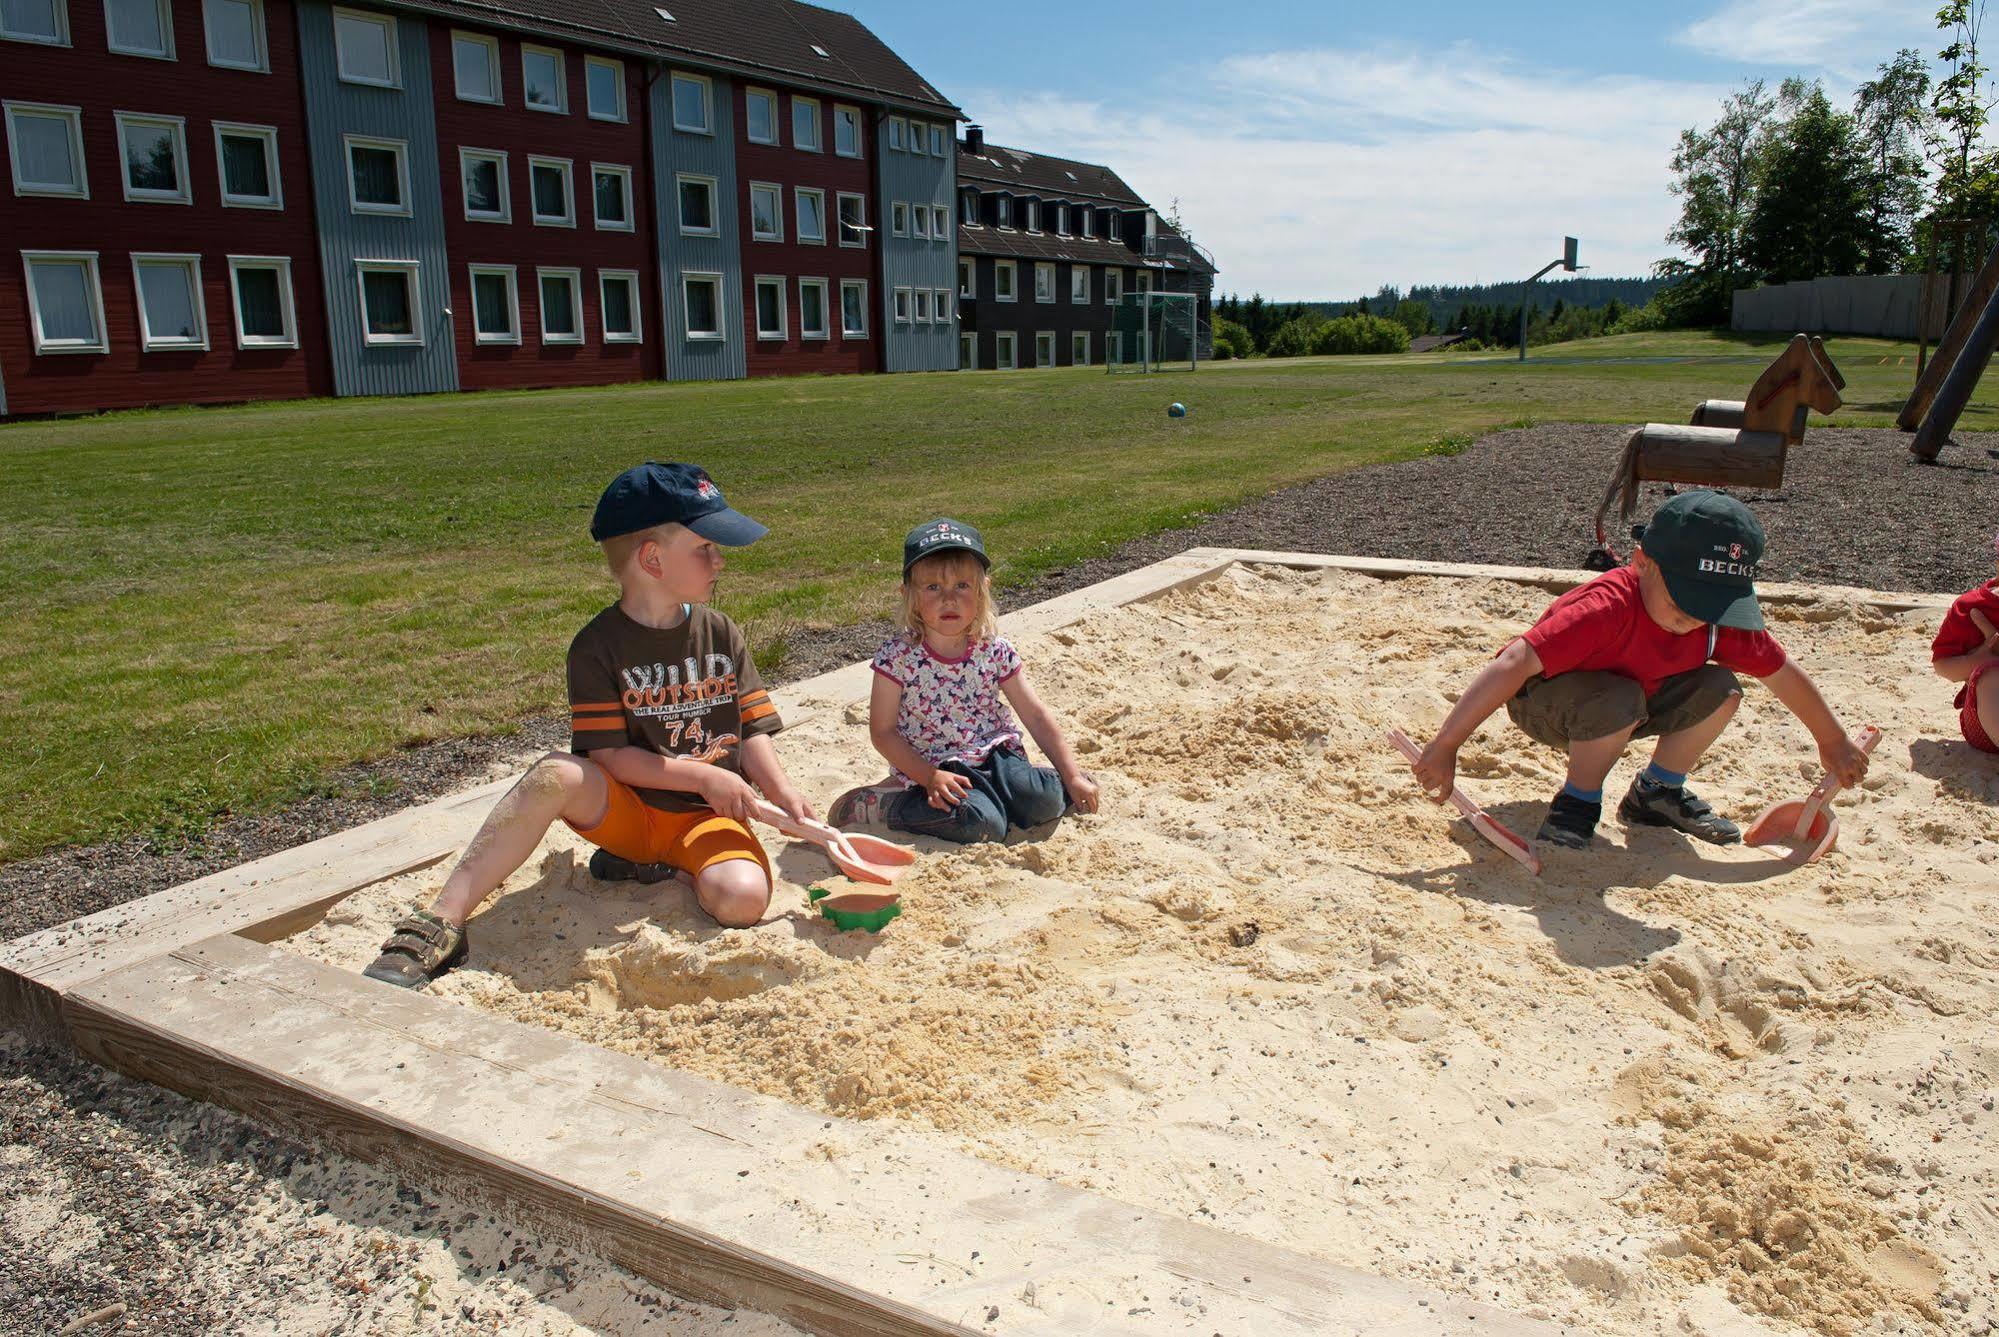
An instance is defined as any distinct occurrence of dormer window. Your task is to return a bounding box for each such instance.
[1025,199,1039,233]
[1056,203,1069,236]
[1081,208,1094,239]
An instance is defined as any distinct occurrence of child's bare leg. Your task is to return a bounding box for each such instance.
[1978,672,1999,751]
[1563,725,1637,792]
[1648,688,1741,774]
[694,857,771,928]
[432,753,610,926]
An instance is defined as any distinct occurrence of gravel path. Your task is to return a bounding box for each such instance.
[5,422,1993,1334]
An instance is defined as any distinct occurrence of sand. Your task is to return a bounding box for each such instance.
[289,563,1999,1335]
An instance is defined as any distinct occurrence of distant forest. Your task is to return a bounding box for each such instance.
[1309,276,1667,328]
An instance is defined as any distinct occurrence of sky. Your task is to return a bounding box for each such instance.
[845,0,1943,299]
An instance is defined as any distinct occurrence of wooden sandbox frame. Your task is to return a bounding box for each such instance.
[2,549,1955,1336]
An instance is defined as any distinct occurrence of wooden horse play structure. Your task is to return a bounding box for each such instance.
[1586,335,1845,568]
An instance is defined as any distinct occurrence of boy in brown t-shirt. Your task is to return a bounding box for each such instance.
[365,462,815,988]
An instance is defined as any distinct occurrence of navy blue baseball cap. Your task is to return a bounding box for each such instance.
[1639,490,1765,630]
[903,518,988,574]
[590,462,767,545]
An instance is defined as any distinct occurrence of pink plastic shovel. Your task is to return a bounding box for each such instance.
[1386,728,1544,876]
[749,799,916,886]
[1743,725,1881,865]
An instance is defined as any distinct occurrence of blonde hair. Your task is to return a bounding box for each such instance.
[600,522,685,580]
[898,551,999,642]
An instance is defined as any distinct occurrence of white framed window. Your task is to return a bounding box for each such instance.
[1081,208,1094,238]
[226,254,296,347]
[748,181,782,241]
[106,0,171,56]
[752,274,785,339]
[1071,330,1090,365]
[2,0,69,44]
[591,162,632,231]
[957,257,972,299]
[1034,262,1054,304]
[960,191,978,225]
[1035,330,1055,367]
[1138,269,1154,296]
[681,271,723,339]
[115,113,190,204]
[5,102,88,198]
[22,249,107,353]
[213,122,280,208]
[599,269,640,343]
[670,71,710,133]
[355,259,422,346]
[1056,203,1069,236]
[467,263,518,345]
[994,259,1016,302]
[795,186,825,244]
[203,0,264,69]
[331,7,396,86]
[995,194,1012,230]
[798,276,829,339]
[994,330,1016,370]
[1026,199,1040,234]
[836,191,866,247]
[676,173,716,235]
[585,55,625,122]
[929,123,947,156]
[744,87,777,144]
[536,266,581,344]
[134,253,210,349]
[1104,267,1121,304]
[1108,330,1123,363]
[521,44,565,113]
[344,134,408,215]
[933,288,951,324]
[892,286,910,323]
[890,200,907,237]
[1070,266,1089,304]
[911,205,928,241]
[839,277,866,337]
[450,31,499,103]
[528,155,574,226]
[833,103,860,158]
[958,332,973,369]
[791,95,820,151]
[932,203,949,239]
[913,287,930,323]
[886,116,905,152]
[459,147,508,222]
[908,123,925,156]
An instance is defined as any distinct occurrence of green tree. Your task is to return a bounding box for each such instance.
[1743,85,1874,283]
[1931,0,1999,217]
[1854,50,1931,270]
[1666,80,1777,290]
[1389,299,1434,337]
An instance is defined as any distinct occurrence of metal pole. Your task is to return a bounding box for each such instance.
[1516,257,1567,362]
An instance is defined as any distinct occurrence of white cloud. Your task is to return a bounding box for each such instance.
[964,46,1729,299]
[1677,0,1935,76]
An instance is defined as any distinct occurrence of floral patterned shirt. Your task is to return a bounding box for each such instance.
[871,635,1024,783]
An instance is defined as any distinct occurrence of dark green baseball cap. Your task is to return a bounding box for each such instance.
[903,517,988,574]
[1639,490,1766,630]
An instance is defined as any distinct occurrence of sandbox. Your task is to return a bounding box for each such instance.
[9,551,1997,1335]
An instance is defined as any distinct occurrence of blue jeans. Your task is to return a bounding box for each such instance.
[886,746,1068,844]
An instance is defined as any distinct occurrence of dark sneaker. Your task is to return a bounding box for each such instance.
[1537,791,1601,850]
[588,847,676,884]
[363,911,467,989]
[827,783,894,833]
[1619,776,1741,844]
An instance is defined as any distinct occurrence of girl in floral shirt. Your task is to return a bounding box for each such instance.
[829,519,1100,843]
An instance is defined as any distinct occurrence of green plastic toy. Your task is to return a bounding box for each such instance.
[807,884,903,933]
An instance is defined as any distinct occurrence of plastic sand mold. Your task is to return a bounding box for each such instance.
[808,885,903,933]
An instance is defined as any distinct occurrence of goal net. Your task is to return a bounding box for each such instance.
[1106,290,1200,372]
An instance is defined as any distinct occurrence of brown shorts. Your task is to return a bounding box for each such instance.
[1505,665,1741,749]
[564,775,771,881]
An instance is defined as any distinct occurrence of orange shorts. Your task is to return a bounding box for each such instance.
[565,775,771,881]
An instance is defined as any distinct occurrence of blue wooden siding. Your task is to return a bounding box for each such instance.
[296,0,457,398]
[877,119,957,372]
[650,69,744,382]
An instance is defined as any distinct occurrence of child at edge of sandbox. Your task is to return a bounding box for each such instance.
[826,518,1100,844]
[361,462,817,988]
[1930,529,1999,757]
[1407,490,1871,851]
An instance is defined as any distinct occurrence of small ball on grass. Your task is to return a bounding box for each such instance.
[1168,402,1188,418]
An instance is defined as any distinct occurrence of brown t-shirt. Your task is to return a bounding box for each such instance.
[567,603,782,812]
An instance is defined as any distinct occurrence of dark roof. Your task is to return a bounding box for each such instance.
[1409,331,1473,353]
[384,0,960,115]
[957,226,1155,267]
[956,141,1146,206]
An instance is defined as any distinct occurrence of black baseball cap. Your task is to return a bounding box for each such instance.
[903,518,988,575]
[590,462,767,545]
[1639,490,1765,630]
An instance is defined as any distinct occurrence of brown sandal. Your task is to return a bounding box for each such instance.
[362,911,466,989]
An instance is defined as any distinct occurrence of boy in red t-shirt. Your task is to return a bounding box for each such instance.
[1410,491,1871,850]
[1930,532,1999,755]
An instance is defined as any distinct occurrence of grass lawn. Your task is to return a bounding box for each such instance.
[0,329,1959,861]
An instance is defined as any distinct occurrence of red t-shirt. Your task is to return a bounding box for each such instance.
[1520,566,1787,697]
[1930,577,1999,707]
